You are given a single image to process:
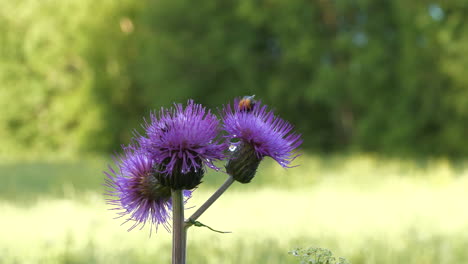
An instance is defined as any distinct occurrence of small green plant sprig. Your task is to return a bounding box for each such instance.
[289,247,349,264]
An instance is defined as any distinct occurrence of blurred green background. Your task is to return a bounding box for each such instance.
[1,0,468,263]
[1,0,467,158]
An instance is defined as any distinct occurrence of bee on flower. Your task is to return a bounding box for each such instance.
[237,95,256,112]
[222,96,302,183]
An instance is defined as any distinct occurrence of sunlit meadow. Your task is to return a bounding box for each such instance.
[1,155,468,263]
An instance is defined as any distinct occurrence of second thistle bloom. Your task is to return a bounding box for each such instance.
[105,147,191,232]
[140,100,226,190]
[222,98,302,183]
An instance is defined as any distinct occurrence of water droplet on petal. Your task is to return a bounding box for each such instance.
[229,145,237,152]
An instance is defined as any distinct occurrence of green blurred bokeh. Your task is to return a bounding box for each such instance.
[1,0,466,158]
[1,1,468,264]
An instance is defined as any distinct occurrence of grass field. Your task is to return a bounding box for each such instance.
[1,155,467,263]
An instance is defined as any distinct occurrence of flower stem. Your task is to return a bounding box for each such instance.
[185,176,235,228]
[172,189,186,264]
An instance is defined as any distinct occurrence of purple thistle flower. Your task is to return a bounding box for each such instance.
[104,147,192,233]
[140,100,226,189]
[222,97,302,183]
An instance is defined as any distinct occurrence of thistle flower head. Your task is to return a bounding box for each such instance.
[222,98,302,182]
[140,100,226,189]
[104,147,191,232]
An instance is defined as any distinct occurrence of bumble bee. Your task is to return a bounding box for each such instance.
[238,95,256,112]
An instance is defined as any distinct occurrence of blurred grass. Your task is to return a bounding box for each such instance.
[0,157,106,202]
[1,155,468,263]
[1,154,465,201]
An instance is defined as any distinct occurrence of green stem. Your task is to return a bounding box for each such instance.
[171,189,186,264]
[185,176,235,228]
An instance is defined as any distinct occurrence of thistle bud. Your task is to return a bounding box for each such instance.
[225,142,261,183]
[154,158,204,190]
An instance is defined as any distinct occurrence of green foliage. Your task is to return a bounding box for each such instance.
[0,0,133,155]
[1,0,467,157]
[289,248,349,264]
